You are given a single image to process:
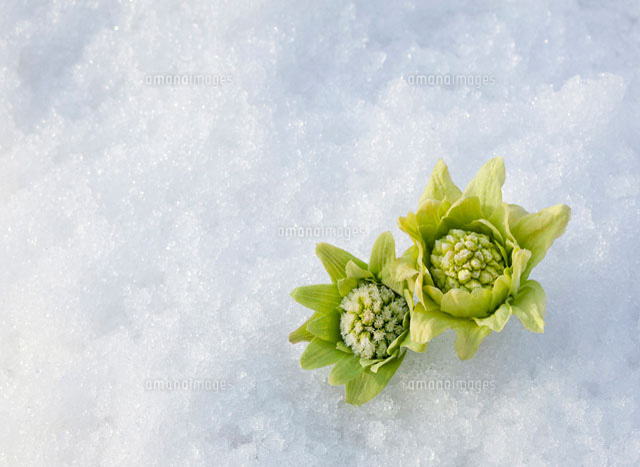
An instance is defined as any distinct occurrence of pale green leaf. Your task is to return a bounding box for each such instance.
[511,280,546,333]
[289,316,316,343]
[410,299,460,344]
[440,287,493,319]
[466,218,505,246]
[507,203,529,227]
[387,329,409,355]
[462,157,505,217]
[423,285,443,306]
[300,337,343,369]
[400,329,428,353]
[345,352,405,406]
[418,159,463,205]
[403,289,414,310]
[337,278,359,296]
[328,353,363,385]
[306,309,341,342]
[391,248,419,282]
[473,302,512,332]
[369,231,396,277]
[489,203,518,251]
[336,341,352,353]
[381,270,404,296]
[398,211,420,240]
[510,204,571,280]
[489,273,511,311]
[370,354,400,373]
[437,196,485,237]
[509,247,532,296]
[345,260,374,280]
[453,321,492,360]
[315,243,368,284]
[415,199,445,247]
[290,284,342,314]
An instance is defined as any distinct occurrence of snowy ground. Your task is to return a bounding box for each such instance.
[1,0,639,465]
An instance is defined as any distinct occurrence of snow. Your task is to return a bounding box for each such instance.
[1,0,639,465]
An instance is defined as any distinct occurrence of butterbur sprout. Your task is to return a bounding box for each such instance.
[289,232,425,406]
[395,158,570,359]
[290,157,570,404]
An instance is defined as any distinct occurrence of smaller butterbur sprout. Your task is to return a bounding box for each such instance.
[289,232,426,406]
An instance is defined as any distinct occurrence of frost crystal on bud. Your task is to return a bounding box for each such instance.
[339,282,408,359]
[430,229,505,293]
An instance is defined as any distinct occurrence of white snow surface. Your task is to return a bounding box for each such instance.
[1,0,639,465]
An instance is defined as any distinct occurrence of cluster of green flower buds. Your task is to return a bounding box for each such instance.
[430,229,505,293]
[339,282,408,359]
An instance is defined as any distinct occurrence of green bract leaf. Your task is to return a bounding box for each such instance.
[466,218,505,246]
[453,322,492,360]
[345,351,405,406]
[337,278,359,296]
[380,260,407,296]
[462,157,505,217]
[387,329,409,356]
[397,213,428,300]
[410,300,460,344]
[336,341,352,354]
[437,196,484,237]
[510,204,571,280]
[400,330,428,353]
[392,246,419,281]
[509,247,532,296]
[306,309,341,342]
[315,243,368,284]
[398,211,421,244]
[489,203,518,251]
[423,285,443,306]
[370,354,400,373]
[345,260,374,280]
[369,231,396,277]
[511,280,546,333]
[290,284,342,314]
[381,247,409,295]
[415,199,445,247]
[506,203,529,227]
[440,287,492,319]
[473,302,512,332]
[300,337,343,369]
[381,270,403,296]
[359,358,376,369]
[328,353,364,386]
[403,289,414,310]
[489,273,511,312]
[418,159,462,205]
[289,317,316,343]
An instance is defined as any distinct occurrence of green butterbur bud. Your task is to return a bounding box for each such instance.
[339,282,408,359]
[430,229,505,293]
[289,232,425,406]
[398,157,571,361]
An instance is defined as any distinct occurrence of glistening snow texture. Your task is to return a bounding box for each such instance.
[1,0,639,465]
